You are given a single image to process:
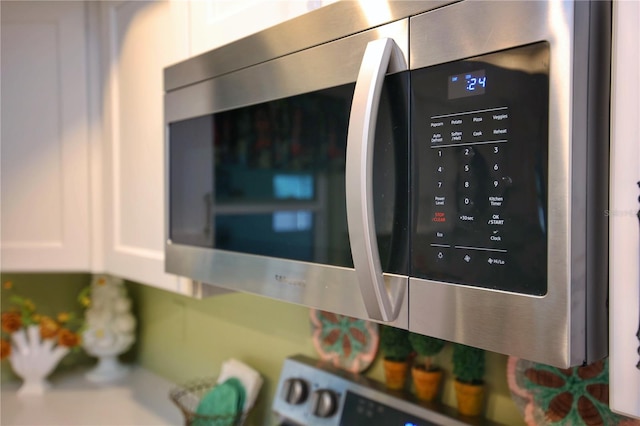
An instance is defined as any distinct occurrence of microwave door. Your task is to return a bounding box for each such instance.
[165,20,410,327]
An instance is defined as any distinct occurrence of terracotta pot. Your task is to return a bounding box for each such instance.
[411,366,442,401]
[454,379,484,416]
[383,359,409,390]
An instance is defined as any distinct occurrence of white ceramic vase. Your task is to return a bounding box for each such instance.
[82,275,136,383]
[84,348,130,383]
[9,325,69,396]
[83,326,135,383]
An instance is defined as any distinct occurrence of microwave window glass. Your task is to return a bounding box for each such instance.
[169,74,409,273]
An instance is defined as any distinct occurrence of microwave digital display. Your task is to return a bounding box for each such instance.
[448,69,486,99]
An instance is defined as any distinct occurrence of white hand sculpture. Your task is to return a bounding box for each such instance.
[9,325,69,395]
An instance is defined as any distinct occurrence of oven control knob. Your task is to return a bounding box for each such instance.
[282,378,308,405]
[311,389,338,418]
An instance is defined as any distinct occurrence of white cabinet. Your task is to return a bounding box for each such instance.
[188,0,335,56]
[609,0,640,419]
[0,0,328,294]
[98,0,191,292]
[0,1,91,271]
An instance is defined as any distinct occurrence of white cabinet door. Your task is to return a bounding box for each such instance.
[189,0,335,56]
[100,0,191,292]
[609,0,640,419]
[0,1,91,271]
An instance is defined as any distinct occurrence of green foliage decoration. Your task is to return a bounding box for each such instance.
[452,344,485,384]
[408,333,445,370]
[380,326,412,362]
[408,333,445,357]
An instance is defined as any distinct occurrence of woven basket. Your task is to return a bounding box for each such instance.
[169,377,250,426]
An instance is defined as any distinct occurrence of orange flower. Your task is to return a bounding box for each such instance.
[57,312,70,323]
[0,339,11,360]
[1,311,22,333]
[3,281,13,290]
[57,329,81,347]
[39,316,60,339]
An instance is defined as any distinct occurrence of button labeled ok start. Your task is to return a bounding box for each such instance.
[487,214,505,226]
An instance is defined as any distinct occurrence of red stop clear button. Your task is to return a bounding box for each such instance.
[432,211,446,223]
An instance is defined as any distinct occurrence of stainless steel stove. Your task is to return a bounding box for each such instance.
[272,355,502,426]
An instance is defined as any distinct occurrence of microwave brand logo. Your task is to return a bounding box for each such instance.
[275,274,306,288]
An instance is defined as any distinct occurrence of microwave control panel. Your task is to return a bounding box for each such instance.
[411,42,550,295]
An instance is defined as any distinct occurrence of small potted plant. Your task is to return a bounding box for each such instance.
[452,344,486,416]
[408,333,445,401]
[379,325,412,390]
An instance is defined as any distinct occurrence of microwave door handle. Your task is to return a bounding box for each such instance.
[346,38,407,322]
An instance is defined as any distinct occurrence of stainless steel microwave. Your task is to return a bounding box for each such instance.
[164,0,611,368]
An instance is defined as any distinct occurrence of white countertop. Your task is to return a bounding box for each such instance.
[1,367,183,425]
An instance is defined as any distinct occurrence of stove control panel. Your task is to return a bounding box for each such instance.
[272,355,502,426]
